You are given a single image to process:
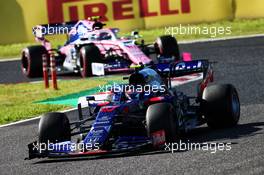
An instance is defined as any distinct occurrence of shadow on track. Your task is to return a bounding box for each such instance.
[184,121,264,143]
[32,121,264,164]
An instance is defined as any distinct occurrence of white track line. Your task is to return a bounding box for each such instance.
[0,57,20,62]
[0,107,77,128]
[178,34,264,44]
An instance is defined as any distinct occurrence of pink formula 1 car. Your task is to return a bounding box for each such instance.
[21,17,180,78]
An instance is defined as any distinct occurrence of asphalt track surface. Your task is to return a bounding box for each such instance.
[0,60,82,84]
[1,36,264,174]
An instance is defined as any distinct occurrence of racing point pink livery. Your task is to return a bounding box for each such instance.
[21,16,184,78]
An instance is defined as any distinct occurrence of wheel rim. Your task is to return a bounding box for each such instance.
[79,50,85,77]
[21,51,29,74]
[231,92,240,121]
[156,38,163,54]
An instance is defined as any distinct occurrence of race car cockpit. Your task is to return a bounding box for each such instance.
[128,67,167,96]
[129,68,163,86]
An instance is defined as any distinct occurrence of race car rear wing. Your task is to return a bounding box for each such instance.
[155,59,214,91]
[156,59,210,77]
[171,59,210,77]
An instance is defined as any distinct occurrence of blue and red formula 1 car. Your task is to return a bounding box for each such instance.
[26,59,240,160]
[21,17,180,78]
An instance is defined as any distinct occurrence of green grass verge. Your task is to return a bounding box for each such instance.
[0,43,36,59]
[0,76,123,125]
[0,18,264,59]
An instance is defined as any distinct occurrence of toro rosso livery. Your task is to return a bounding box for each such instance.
[27,60,240,159]
[21,17,180,78]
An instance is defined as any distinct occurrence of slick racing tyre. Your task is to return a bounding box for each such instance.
[146,103,178,143]
[21,45,47,77]
[80,44,103,77]
[202,84,240,128]
[39,112,71,144]
[155,35,180,61]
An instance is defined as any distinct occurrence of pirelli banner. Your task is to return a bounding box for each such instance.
[47,0,234,29]
[0,0,264,44]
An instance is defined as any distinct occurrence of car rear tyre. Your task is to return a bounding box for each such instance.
[202,84,240,128]
[146,103,178,143]
[80,44,103,77]
[38,112,71,144]
[155,35,180,61]
[21,45,47,77]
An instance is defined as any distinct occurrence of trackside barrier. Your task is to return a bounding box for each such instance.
[49,51,58,90]
[1,0,264,44]
[143,0,234,28]
[42,54,49,89]
[235,0,264,19]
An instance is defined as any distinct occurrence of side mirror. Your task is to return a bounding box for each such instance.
[131,30,140,39]
[86,96,95,101]
[80,37,89,41]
